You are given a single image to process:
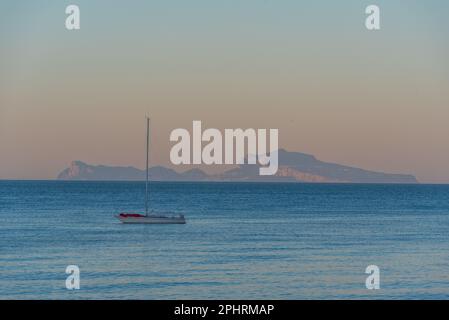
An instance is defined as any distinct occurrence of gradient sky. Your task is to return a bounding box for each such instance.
[1,0,449,182]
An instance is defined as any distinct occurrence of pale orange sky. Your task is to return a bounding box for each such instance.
[1,1,449,182]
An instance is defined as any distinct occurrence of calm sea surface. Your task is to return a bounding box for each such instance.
[1,181,449,299]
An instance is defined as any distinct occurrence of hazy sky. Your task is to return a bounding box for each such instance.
[1,1,449,182]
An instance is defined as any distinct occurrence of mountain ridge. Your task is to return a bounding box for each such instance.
[57,150,418,184]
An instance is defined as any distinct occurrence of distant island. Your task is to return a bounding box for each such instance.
[57,149,418,184]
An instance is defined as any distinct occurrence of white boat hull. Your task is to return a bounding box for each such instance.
[116,215,186,224]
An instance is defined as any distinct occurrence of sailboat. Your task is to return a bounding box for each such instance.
[115,117,186,224]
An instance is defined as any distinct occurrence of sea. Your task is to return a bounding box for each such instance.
[1,180,449,299]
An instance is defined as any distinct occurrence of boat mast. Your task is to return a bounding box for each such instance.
[145,117,149,216]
